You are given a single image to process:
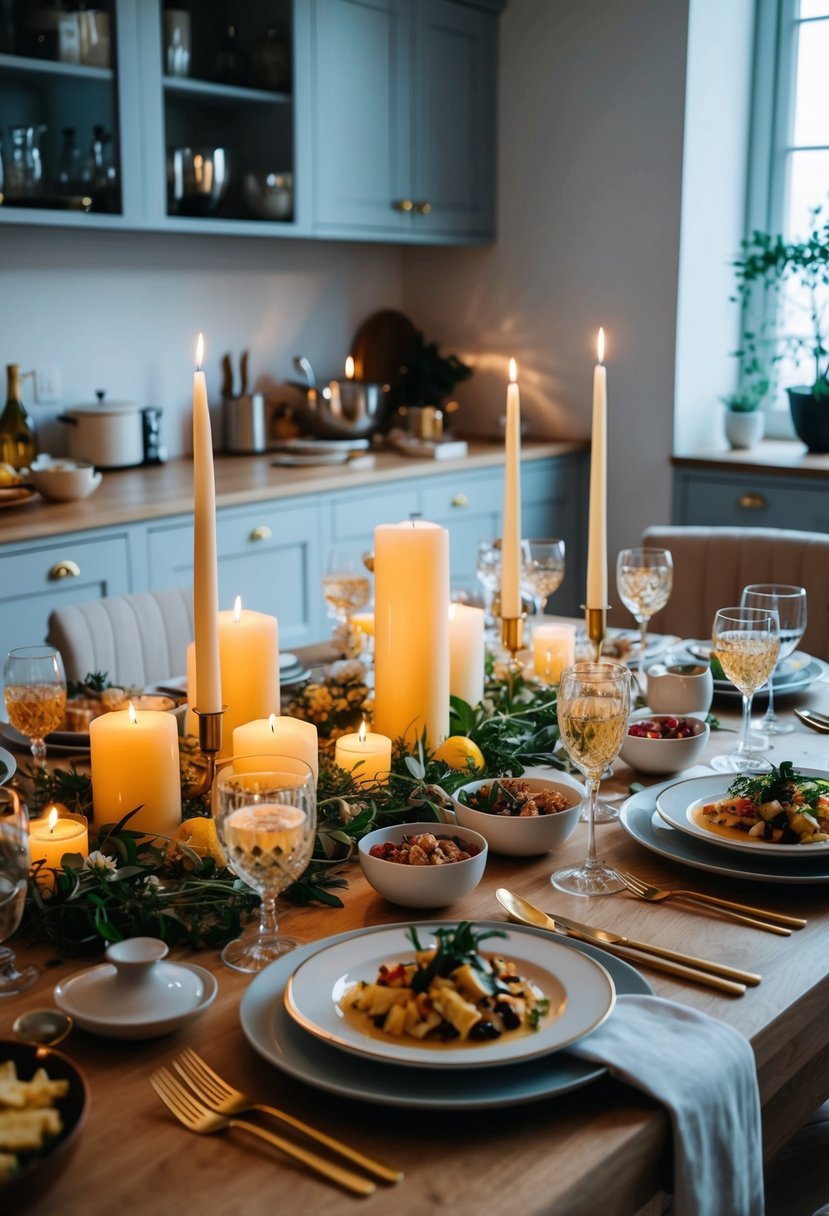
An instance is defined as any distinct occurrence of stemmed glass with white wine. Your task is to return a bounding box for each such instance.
[214,756,317,973]
[741,584,807,736]
[3,646,66,767]
[616,548,673,662]
[521,538,565,618]
[552,661,631,896]
[710,607,780,773]
[321,548,372,635]
[0,788,38,996]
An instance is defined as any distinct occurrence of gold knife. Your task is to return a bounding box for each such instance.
[496,889,751,997]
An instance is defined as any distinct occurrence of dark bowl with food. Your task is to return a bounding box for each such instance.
[0,1040,90,1213]
[451,776,582,856]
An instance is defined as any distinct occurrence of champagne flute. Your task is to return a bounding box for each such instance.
[521,538,565,617]
[3,646,66,767]
[214,756,316,972]
[552,661,630,896]
[616,548,673,662]
[0,788,38,996]
[711,607,780,773]
[741,584,807,735]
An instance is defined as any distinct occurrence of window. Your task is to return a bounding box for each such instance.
[747,0,829,420]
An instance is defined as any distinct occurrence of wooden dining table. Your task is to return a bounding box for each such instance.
[4,668,829,1216]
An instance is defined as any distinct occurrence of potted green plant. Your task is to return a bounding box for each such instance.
[400,333,472,410]
[733,205,829,452]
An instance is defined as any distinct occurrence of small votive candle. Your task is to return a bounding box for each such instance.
[533,622,577,684]
[29,806,89,890]
[335,720,392,786]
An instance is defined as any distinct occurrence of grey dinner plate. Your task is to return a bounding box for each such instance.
[240,919,652,1110]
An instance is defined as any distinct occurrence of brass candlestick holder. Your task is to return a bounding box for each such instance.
[500,615,526,696]
[183,707,226,802]
[583,606,608,663]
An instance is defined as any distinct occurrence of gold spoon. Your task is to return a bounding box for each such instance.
[794,708,829,733]
[13,1008,74,1047]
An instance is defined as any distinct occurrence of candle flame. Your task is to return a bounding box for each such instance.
[358,719,367,744]
[48,807,58,834]
[508,358,518,383]
[233,595,242,622]
[128,701,138,725]
[345,355,355,380]
[268,713,278,734]
[597,328,605,364]
[195,332,204,371]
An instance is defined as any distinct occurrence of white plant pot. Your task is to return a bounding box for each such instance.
[725,409,764,450]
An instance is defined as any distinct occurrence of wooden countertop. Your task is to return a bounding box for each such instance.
[0,441,585,546]
[672,440,829,479]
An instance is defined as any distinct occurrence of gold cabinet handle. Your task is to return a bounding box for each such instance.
[414,201,432,215]
[737,493,767,510]
[49,559,80,580]
[393,199,414,213]
[451,493,469,508]
[249,525,272,542]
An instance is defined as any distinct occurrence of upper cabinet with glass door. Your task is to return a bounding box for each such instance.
[0,0,133,227]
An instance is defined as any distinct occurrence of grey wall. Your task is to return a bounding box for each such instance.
[2,227,403,457]
[402,0,690,580]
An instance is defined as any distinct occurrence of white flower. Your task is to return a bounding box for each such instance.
[142,875,161,890]
[84,850,118,876]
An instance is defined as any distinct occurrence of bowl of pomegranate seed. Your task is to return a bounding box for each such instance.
[619,711,710,775]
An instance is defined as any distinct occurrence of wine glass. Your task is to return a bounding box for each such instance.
[214,755,316,972]
[552,661,630,896]
[616,548,674,662]
[3,646,66,767]
[321,549,371,630]
[741,584,807,735]
[521,538,565,617]
[0,787,38,996]
[476,539,501,627]
[710,607,780,773]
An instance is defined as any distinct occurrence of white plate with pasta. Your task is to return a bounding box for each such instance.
[283,921,615,1069]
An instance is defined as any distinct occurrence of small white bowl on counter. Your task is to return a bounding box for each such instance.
[358,821,487,908]
[28,458,102,502]
[619,711,710,775]
[450,775,583,856]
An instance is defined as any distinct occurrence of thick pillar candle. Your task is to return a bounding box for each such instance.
[192,333,222,714]
[448,603,485,707]
[500,359,522,618]
[29,807,89,889]
[90,703,181,838]
[373,519,450,747]
[233,714,318,781]
[533,622,577,684]
[586,328,608,609]
[187,597,280,758]
[335,721,392,786]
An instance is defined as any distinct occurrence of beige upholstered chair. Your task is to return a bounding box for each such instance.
[46,588,194,687]
[641,526,829,661]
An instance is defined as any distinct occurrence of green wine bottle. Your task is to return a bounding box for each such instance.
[0,364,37,469]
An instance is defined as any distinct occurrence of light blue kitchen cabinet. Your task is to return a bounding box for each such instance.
[672,465,829,532]
[309,0,499,242]
[145,500,323,646]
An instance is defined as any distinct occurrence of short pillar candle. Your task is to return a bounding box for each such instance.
[90,703,182,838]
[334,721,392,786]
[533,622,577,684]
[29,806,89,889]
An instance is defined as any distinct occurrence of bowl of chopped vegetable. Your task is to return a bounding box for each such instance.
[358,821,487,908]
[619,711,710,775]
[451,777,583,856]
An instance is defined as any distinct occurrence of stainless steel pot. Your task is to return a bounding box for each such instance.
[58,395,146,468]
[291,380,389,439]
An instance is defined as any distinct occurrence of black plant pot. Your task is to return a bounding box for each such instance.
[787,387,829,453]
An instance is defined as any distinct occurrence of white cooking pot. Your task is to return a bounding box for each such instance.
[58,395,145,469]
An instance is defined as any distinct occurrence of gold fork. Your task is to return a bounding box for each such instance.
[616,870,806,932]
[173,1048,402,1185]
[150,1067,375,1196]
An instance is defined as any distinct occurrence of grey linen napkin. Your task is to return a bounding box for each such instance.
[568,994,764,1216]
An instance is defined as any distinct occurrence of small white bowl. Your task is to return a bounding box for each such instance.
[619,711,710,775]
[29,459,102,502]
[451,776,582,856]
[358,821,487,908]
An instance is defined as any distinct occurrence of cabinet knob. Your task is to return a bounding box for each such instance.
[737,492,767,510]
[49,559,81,581]
[414,201,432,215]
[249,525,272,542]
[393,199,414,213]
[451,493,469,508]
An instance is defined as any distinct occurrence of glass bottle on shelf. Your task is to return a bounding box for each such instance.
[251,28,290,92]
[0,364,37,470]
[55,127,83,195]
[215,23,246,85]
